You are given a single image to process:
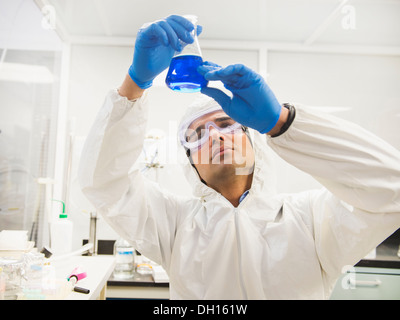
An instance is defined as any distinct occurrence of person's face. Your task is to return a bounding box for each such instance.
[186,110,255,182]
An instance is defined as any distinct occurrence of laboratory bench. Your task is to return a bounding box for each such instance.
[355,238,400,269]
[107,271,169,300]
[105,231,399,300]
[105,250,400,300]
[53,255,116,300]
[79,239,170,299]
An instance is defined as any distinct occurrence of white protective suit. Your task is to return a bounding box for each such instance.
[78,89,400,299]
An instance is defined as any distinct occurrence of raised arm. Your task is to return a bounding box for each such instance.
[78,15,198,269]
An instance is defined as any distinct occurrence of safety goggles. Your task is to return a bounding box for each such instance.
[179,106,243,151]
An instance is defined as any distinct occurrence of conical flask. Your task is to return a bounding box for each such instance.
[165,15,208,93]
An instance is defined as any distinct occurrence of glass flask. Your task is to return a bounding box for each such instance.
[165,15,208,93]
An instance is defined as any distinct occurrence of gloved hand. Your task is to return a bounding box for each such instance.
[198,61,282,134]
[128,15,202,89]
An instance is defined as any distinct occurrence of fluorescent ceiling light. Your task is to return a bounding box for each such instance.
[0,62,54,83]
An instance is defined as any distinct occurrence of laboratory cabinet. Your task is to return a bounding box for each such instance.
[330,267,400,300]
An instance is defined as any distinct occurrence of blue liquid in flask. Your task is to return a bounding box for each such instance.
[165,55,208,93]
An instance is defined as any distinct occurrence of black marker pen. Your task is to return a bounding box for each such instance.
[73,286,90,294]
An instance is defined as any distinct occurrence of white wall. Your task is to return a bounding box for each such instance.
[66,43,400,248]
[267,51,400,193]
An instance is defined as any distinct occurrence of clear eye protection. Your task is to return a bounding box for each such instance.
[179,107,243,151]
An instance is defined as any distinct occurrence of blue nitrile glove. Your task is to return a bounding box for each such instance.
[128,15,202,89]
[198,61,282,134]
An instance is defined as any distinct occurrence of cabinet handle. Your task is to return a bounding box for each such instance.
[348,278,382,288]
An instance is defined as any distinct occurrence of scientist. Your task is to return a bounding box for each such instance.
[78,15,400,299]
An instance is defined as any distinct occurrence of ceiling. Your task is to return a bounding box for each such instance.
[0,0,399,52]
[33,0,400,48]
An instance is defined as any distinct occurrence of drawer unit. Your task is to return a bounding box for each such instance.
[330,267,400,300]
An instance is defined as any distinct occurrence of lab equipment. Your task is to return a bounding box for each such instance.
[136,263,153,275]
[0,267,5,300]
[73,285,90,294]
[50,200,73,255]
[136,254,153,275]
[20,252,46,299]
[88,211,98,256]
[23,252,44,284]
[198,62,282,133]
[0,256,24,300]
[40,246,53,258]
[113,238,135,279]
[128,15,196,89]
[23,261,71,300]
[166,55,207,92]
[178,105,243,151]
[165,15,207,92]
[47,243,93,262]
[68,266,90,294]
[68,266,87,282]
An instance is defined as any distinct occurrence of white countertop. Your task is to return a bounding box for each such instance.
[53,255,115,300]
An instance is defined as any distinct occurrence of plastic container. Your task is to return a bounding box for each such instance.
[0,257,25,300]
[113,238,135,279]
[165,15,208,92]
[50,200,73,255]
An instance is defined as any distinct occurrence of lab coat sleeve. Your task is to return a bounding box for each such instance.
[78,89,181,269]
[267,105,400,278]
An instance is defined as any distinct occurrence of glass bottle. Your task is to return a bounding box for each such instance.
[113,238,135,279]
